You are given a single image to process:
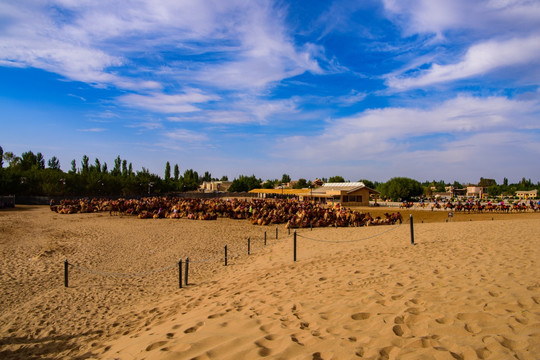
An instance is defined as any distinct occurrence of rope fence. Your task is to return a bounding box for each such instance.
[63,218,416,288]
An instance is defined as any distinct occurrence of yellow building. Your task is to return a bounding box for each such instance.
[249,182,378,206]
[515,189,538,199]
[308,182,378,206]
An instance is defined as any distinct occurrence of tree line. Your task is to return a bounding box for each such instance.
[1,146,538,200]
[0,147,221,197]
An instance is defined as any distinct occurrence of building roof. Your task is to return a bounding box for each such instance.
[249,188,310,195]
[313,182,379,194]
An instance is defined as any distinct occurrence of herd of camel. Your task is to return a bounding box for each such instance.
[400,200,539,212]
[49,197,403,228]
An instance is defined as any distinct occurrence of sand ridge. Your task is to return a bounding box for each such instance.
[1,206,539,359]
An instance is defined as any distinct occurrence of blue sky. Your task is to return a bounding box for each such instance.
[1,0,539,184]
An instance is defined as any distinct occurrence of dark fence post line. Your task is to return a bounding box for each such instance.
[224,245,228,266]
[64,259,69,288]
[185,257,189,286]
[264,231,267,246]
[293,230,297,262]
[410,214,415,245]
[276,226,278,239]
[248,237,251,255]
[178,258,183,289]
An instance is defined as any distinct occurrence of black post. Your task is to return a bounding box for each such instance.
[264,231,267,246]
[410,214,415,245]
[178,258,183,288]
[276,226,278,239]
[64,259,69,288]
[185,257,189,286]
[224,245,228,266]
[294,230,297,262]
[310,222,312,231]
[248,237,251,255]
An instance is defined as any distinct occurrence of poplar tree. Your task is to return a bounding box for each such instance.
[165,161,171,181]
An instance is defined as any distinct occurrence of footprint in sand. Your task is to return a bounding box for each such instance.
[351,312,370,320]
[184,321,205,334]
[146,341,168,351]
[207,312,226,319]
[392,325,404,336]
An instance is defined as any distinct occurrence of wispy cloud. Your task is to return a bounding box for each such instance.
[117,90,218,114]
[77,128,107,132]
[387,36,540,90]
[382,0,540,38]
[275,95,540,180]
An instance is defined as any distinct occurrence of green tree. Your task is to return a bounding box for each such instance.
[478,177,497,187]
[202,171,212,182]
[220,175,228,181]
[487,185,501,197]
[358,179,375,188]
[281,174,291,184]
[181,169,199,191]
[70,159,77,174]
[174,164,179,181]
[328,175,345,183]
[47,156,61,170]
[165,161,171,181]
[229,175,261,192]
[102,162,108,173]
[112,156,121,176]
[21,151,37,170]
[378,177,424,201]
[293,178,308,189]
[36,152,45,169]
[0,145,3,168]
[122,160,128,177]
[128,163,133,176]
[81,155,90,173]
[94,158,101,173]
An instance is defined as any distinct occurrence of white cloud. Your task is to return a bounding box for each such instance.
[0,1,322,93]
[164,129,209,143]
[275,95,540,180]
[165,97,298,124]
[387,36,540,90]
[117,90,218,114]
[77,128,107,132]
[382,0,540,38]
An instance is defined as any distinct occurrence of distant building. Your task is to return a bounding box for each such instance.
[445,186,467,198]
[515,189,538,199]
[250,181,378,206]
[308,182,378,206]
[466,186,488,199]
[200,181,232,192]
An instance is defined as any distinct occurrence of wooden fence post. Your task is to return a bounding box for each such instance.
[410,215,415,245]
[185,257,189,286]
[64,259,69,288]
[178,258,183,288]
[294,230,297,262]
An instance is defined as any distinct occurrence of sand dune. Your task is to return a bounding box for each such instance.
[1,206,539,359]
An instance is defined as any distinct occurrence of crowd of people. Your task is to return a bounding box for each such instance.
[49,197,403,228]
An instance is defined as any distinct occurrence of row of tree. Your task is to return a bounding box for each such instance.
[1,146,538,200]
[0,147,222,196]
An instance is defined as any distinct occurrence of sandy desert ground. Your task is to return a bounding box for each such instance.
[1,205,539,359]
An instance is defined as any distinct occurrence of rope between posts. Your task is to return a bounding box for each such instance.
[69,262,177,278]
[297,222,402,243]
